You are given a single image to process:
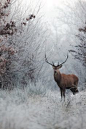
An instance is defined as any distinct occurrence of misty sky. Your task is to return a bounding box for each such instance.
[16,0,77,21]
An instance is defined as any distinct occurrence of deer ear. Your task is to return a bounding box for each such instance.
[52,66,55,69]
[58,64,62,69]
[52,66,57,70]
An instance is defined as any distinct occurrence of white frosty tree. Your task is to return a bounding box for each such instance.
[0,0,46,89]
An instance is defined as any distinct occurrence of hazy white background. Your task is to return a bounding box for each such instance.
[0,0,86,129]
[9,0,85,86]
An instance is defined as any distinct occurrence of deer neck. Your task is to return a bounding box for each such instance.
[54,70,61,85]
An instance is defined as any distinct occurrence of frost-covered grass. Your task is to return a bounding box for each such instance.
[0,82,86,129]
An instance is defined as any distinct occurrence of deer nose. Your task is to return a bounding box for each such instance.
[54,70,57,73]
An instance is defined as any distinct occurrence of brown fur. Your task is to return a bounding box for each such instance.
[53,67,79,100]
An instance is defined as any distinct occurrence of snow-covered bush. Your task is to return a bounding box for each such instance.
[0,0,48,89]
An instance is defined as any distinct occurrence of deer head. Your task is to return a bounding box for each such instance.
[45,54,68,70]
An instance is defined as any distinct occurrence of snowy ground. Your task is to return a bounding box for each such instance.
[0,84,86,129]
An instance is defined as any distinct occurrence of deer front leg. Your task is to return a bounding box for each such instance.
[60,88,63,101]
[63,88,65,101]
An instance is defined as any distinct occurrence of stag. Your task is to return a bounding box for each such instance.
[45,54,79,100]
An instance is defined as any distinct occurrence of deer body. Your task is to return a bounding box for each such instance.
[54,69,79,99]
[45,54,79,100]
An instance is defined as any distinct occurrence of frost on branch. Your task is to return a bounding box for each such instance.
[0,0,37,89]
[0,45,16,89]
